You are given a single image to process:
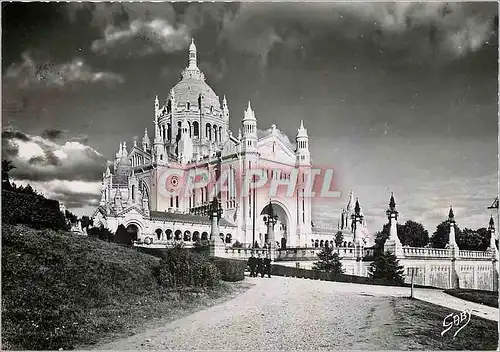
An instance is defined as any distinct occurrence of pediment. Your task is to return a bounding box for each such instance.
[130,146,150,158]
[116,205,145,217]
[257,134,295,162]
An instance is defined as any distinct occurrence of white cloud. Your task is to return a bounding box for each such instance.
[3,128,108,183]
[92,19,191,57]
[4,52,124,89]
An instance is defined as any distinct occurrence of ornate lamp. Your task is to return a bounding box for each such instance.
[210,196,223,222]
[262,200,279,229]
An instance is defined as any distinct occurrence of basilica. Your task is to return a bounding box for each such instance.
[92,39,372,248]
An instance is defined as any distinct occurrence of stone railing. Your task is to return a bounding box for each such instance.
[458,250,493,259]
[275,246,365,261]
[401,246,494,259]
[222,247,268,260]
[402,247,450,258]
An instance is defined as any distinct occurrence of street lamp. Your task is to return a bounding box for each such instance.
[209,196,223,241]
[262,200,279,252]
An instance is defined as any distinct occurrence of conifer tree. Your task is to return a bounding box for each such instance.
[368,251,405,284]
[312,245,343,274]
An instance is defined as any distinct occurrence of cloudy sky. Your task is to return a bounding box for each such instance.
[2,2,498,234]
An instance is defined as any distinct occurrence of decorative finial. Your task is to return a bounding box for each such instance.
[389,192,396,209]
[448,205,454,220]
[247,101,252,112]
[354,197,361,215]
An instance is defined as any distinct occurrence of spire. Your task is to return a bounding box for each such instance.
[346,190,354,211]
[223,95,227,106]
[116,142,123,158]
[490,215,495,228]
[389,192,396,210]
[122,141,127,156]
[296,119,308,138]
[354,197,360,215]
[189,38,197,68]
[142,128,150,144]
[448,205,455,222]
[244,101,256,121]
[386,192,398,221]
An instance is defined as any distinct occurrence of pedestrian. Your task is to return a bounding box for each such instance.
[264,255,272,278]
[257,255,264,278]
[247,254,256,277]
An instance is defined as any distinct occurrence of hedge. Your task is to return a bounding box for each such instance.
[2,190,67,230]
[271,264,436,288]
[211,258,247,282]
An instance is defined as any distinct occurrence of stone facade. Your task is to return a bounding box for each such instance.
[92,39,314,247]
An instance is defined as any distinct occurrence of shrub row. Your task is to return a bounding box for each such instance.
[211,258,247,282]
[153,246,220,288]
[2,190,68,231]
[271,264,436,288]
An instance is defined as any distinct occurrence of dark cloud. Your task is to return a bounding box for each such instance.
[41,128,64,141]
[54,191,100,209]
[218,2,497,67]
[4,52,124,89]
[2,128,31,142]
[28,150,61,167]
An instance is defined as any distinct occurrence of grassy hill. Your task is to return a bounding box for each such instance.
[1,224,239,350]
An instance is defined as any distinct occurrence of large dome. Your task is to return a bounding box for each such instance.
[170,71,220,110]
[167,39,220,111]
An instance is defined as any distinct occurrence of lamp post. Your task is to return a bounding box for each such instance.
[209,196,223,241]
[262,200,278,260]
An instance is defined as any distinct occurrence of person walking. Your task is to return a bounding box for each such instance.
[247,254,256,277]
[264,255,272,278]
[257,255,264,278]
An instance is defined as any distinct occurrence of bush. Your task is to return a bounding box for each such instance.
[368,251,405,285]
[2,190,68,231]
[87,226,114,242]
[312,245,344,274]
[154,246,220,288]
[211,258,247,282]
[232,240,243,248]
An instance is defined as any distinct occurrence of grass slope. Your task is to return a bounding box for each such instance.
[444,288,499,308]
[1,224,242,350]
[393,297,499,350]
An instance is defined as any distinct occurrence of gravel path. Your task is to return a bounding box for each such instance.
[95,276,410,350]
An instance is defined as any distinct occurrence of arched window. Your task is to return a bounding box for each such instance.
[187,102,190,110]
[155,228,162,240]
[213,125,218,142]
[206,123,211,140]
[193,121,199,137]
[314,240,319,248]
[166,229,173,240]
[210,106,214,114]
[201,232,208,240]
[184,231,191,241]
[131,185,135,201]
[174,230,182,240]
[193,231,200,241]
[320,240,324,247]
